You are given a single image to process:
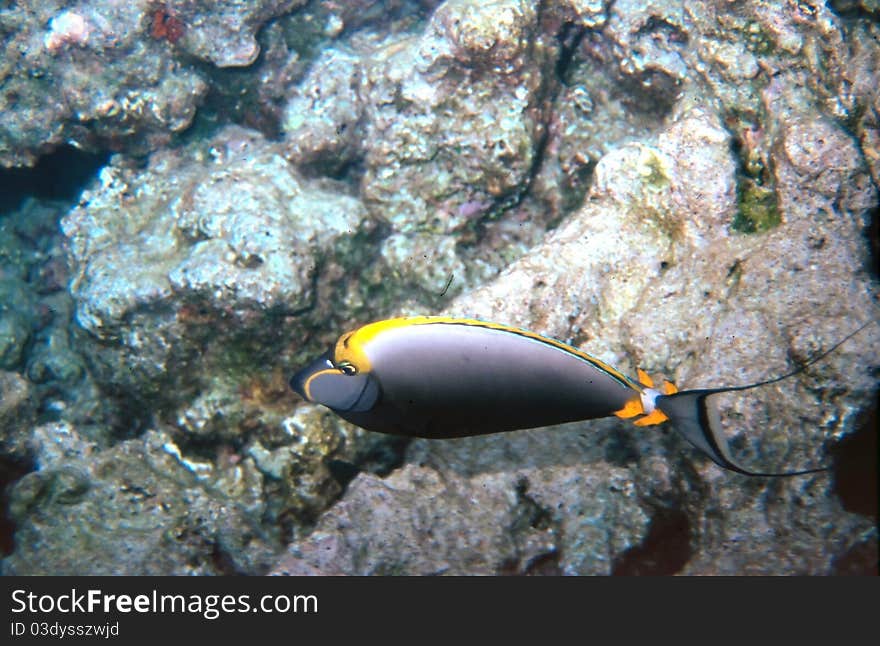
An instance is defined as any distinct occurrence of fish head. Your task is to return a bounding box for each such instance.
[290,350,380,412]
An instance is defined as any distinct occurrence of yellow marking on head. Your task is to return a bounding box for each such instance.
[614,398,644,419]
[632,409,669,427]
[301,368,340,401]
[333,316,639,387]
[334,318,451,371]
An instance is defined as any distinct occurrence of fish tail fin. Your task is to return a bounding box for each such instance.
[646,320,874,476]
[654,389,830,477]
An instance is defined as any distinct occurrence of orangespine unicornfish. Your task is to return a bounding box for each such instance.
[290,316,870,477]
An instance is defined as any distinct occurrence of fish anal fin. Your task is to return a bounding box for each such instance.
[633,409,669,426]
[614,398,644,419]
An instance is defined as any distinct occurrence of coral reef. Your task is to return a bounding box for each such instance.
[0,0,306,168]
[0,372,35,461]
[0,0,877,575]
[3,423,276,575]
[61,125,364,406]
[271,459,648,575]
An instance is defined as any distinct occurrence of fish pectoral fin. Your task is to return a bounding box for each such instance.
[662,380,678,395]
[633,409,669,426]
[614,397,644,419]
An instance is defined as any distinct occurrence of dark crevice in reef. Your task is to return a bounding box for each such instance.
[498,476,561,575]
[554,21,588,86]
[0,456,33,557]
[211,541,246,576]
[499,550,563,576]
[509,20,586,213]
[511,476,554,532]
[325,435,411,491]
[197,65,284,143]
[324,436,409,494]
[831,537,879,576]
[831,393,878,521]
[867,203,879,278]
[523,551,563,575]
[470,18,587,234]
[828,1,880,23]
[326,459,362,490]
[611,506,693,575]
[604,427,640,467]
[0,146,109,216]
[634,15,689,45]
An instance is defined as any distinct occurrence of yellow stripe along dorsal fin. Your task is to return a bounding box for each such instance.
[334,316,637,388]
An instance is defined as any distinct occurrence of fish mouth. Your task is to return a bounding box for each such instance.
[289,350,333,400]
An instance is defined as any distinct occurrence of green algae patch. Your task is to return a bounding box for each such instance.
[743,21,775,56]
[734,178,780,233]
[640,148,671,190]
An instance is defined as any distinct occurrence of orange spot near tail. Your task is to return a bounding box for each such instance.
[633,409,669,427]
[614,398,644,419]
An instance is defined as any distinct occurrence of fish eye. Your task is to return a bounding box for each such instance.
[337,362,357,376]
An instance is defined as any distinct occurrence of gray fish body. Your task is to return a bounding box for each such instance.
[291,319,638,438]
[336,322,636,438]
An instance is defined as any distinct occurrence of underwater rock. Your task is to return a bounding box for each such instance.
[360,0,547,233]
[0,284,34,374]
[0,217,41,372]
[813,17,880,188]
[1,425,278,575]
[1,406,401,575]
[325,0,445,33]
[379,232,466,298]
[163,0,306,68]
[271,459,647,575]
[45,136,416,574]
[0,1,204,167]
[0,197,113,446]
[268,3,562,307]
[0,311,30,372]
[830,0,880,14]
[0,0,305,168]
[282,46,364,174]
[603,0,689,96]
[61,124,364,406]
[278,0,575,301]
[0,372,35,461]
[456,108,877,575]
[547,0,608,29]
[284,0,554,234]
[56,125,400,543]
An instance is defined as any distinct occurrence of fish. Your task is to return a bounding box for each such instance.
[289,316,869,476]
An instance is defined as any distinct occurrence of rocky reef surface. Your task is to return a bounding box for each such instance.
[1,0,878,575]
